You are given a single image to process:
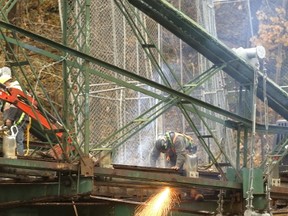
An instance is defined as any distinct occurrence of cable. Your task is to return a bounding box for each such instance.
[24,117,32,156]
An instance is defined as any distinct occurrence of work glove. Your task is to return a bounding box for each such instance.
[0,125,8,131]
[171,165,180,170]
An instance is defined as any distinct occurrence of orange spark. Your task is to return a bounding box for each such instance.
[134,187,180,216]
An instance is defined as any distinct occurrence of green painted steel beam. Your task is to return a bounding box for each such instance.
[0,23,270,126]
[0,0,18,17]
[127,0,288,121]
[0,157,78,172]
[1,27,288,137]
[1,22,287,178]
[224,119,288,134]
[94,167,241,190]
[0,177,93,205]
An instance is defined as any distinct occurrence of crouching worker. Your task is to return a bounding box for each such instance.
[150,131,197,171]
[0,75,28,156]
[150,131,203,201]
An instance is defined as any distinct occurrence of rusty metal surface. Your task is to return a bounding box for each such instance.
[113,164,178,173]
[272,208,288,216]
[81,156,94,177]
[113,164,220,179]
[0,157,78,172]
[94,167,241,190]
[0,167,56,180]
[271,186,288,200]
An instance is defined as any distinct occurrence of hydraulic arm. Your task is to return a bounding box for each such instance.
[0,84,64,139]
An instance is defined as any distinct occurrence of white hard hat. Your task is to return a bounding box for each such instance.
[0,67,11,77]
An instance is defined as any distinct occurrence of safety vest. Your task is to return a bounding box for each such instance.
[164,132,194,162]
[15,112,26,126]
[165,132,194,151]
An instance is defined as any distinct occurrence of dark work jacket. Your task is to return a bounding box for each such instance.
[1,81,29,128]
[2,102,28,128]
[150,132,193,168]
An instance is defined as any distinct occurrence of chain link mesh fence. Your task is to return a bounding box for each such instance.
[85,0,232,167]
[87,0,160,165]
[61,0,264,168]
[1,0,287,168]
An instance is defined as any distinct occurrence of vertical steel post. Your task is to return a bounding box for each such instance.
[62,0,69,154]
[243,127,248,168]
[236,125,241,170]
[83,0,91,154]
[61,0,91,157]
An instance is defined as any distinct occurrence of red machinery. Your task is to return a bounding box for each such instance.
[0,84,73,160]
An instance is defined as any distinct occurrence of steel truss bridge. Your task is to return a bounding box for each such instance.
[1,0,288,215]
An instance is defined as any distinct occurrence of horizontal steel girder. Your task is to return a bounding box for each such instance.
[1,23,288,135]
[127,0,288,120]
[94,167,241,190]
[1,22,288,135]
[0,157,78,172]
[0,177,93,206]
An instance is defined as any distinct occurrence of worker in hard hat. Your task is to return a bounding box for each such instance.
[0,74,28,156]
[150,131,204,201]
[150,131,197,170]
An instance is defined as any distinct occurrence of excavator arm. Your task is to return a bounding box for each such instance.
[0,84,64,139]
